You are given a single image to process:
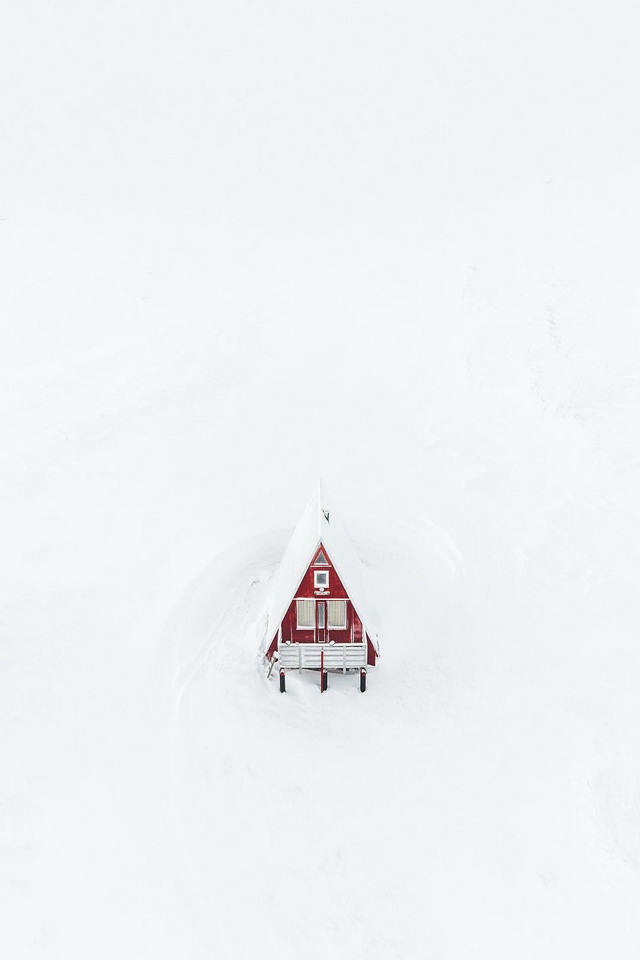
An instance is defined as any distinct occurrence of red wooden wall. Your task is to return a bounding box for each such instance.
[281,552,362,644]
[266,543,377,665]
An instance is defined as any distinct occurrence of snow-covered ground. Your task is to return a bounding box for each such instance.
[2,2,640,957]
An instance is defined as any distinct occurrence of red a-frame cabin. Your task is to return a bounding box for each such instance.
[263,485,380,689]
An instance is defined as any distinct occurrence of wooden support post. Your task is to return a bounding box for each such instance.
[343,646,347,674]
[320,649,327,693]
[279,668,286,693]
[360,668,367,693]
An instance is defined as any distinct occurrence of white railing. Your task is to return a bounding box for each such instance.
[278,642,366,672]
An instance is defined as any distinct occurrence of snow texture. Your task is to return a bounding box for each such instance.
[2,2,640,958]
[261,481,380,654]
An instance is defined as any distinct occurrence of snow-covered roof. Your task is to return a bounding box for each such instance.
[262,483,380,653]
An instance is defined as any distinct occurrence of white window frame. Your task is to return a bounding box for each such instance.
[314,570,329,590]
[327,599,347,629]
[296,598,315,629]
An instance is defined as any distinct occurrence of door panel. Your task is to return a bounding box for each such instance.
[316,601,326,642]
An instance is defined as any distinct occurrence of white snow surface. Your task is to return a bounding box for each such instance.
[2,2,640,958]
[261,481,380,654]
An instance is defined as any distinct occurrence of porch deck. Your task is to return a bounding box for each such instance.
[278,641,366,671]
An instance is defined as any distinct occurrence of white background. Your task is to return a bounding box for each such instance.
[1,1,639,957]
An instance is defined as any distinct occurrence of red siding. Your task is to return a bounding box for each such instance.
[266,542,377,666]
[280,547,362,643]
[266,635,278,660]
[366,635,377,666]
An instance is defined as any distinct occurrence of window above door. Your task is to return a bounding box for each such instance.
[314,570,329,590]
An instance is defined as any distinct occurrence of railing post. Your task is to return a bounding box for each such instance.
[360,668,366,693]
[320,649,327,693]
[280,668,286,693]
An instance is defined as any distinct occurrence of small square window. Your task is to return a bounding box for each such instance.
[314,570,329,589]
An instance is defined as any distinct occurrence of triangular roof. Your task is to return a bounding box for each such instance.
[262,483,380,654]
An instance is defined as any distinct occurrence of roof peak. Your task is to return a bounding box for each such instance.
[310,479,332,534]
